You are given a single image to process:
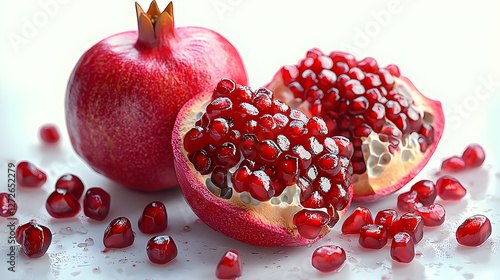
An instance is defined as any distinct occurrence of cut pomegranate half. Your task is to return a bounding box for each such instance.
[172,79,354,247]
[266,49,444,202]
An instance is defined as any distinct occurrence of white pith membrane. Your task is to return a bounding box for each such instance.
[179,97,339,238]
[269,76,436,197]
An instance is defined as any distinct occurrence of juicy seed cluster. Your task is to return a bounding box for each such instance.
[183,79,354,225]
[280,48,435,174]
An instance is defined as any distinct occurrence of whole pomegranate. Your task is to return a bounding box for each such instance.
[65,1,247,192]
[266,48,444,202]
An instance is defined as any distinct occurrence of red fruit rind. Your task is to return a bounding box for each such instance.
[172,91,353,247]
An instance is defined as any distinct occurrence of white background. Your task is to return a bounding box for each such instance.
[1,0,500,279]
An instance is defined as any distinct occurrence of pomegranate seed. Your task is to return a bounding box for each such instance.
[414,204,445,226]
[358,57,379,73]
[391,232,414,263]
[441,156,466,172]
[0,193,17,217]
[397,191,422,213]
[341,207,373,234]
[39,123,60,144]
[55,174,85,200]
[281,65,300,85]
[374,209,398,229]
[83,187,111,221]
[456,215,492,246]
[16,161,47,188]
[409,179,436,206]
[435,176,466,200]
[146,235,177,264]
[215,142,240,168]
[184,127,207,153]
[389,213,424,243]
[385,64,401,77]
[246,170,274,201]
[189,149,214,175]
[293,209,330,239]
[359,224,387,249]
[16,220,52,258]
[215,250,242,279]
[461,144,486,168]
[138,201,168,234]
[311,245,346,272]
[103,217,135,248]
[213,78,236,98]
[45,189,81,218]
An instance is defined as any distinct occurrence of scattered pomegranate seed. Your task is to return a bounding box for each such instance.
[146,235,178,264]
[374,209,398,229]
[16,161,47,188]
[397,191,422,213]
[409,179,436,206]
[456,215,492,246]
[39,123,60,144]
[0,192,17,217]
[461,144,486,168]
[342,207,373,234]
[435,176,466,200]
[390,232,414,263]
[138,201,168,234]
[215,250,242,279]
[45,189,81,218]
[103,217,135,248]
[359,224,387,249]
[55,174,85,200]
[16,220,52,258]
[414,204,445,226]
[83,187,111,221]
[293,209,330,239]
[311,245,346,273]
[389,213,423,243]
[441,156,466,172]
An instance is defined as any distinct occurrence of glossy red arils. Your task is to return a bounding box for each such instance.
[83,187,111,221]
[146,235,178,264]
[138,201,168,234]
[312,245,346,273]
[435,176,466,200]
[397,191,422,212]
[216,250,242,279]
[0,192,17,217]
[456,215,492,246]
[374,209,397,229]
[391,232,414,263]
[39,123,60,144]
[441,156,466,172]
[55,174,85,199]
[462,144,486,168]
[45,189,81,218]
[16,161,47,188]
[16,220,52,258]
[342,207,373,234]
[414,204,445,226]
[293,209,330,239]
[390,213,423,243]
[409,180,436,206]
[359,224,387,249]
[103,217,135,248]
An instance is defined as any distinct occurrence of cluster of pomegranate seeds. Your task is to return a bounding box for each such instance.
[0,193,17,217]
[280,48,435,174]
[16,161,47,188]
[103,217,135,248]
[216,250,242,279]
[39,124,60,144]
[15,220,52,258]
[456,215,492,246]
[183,78,354,237]
[146,235,178,264]
[441,144,486,172]
[311,245,346,272]
[138,201,168,234]
[83,187,111,221]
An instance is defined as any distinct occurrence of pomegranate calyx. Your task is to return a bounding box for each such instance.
[136,1,176,49]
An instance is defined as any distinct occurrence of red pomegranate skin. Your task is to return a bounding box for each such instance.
[66,5,248,192]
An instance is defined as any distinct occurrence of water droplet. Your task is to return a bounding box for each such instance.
[195,219,204,224]
[71,271,80,276]
[86,238,94,246]
[183,226,192,232]
[77,226,88,234]
[306,244,312,248]
[59,227,74,235]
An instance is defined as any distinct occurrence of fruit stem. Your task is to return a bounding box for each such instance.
[135,1,176,50]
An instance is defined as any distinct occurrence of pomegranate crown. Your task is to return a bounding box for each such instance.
[135,1,175,48]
